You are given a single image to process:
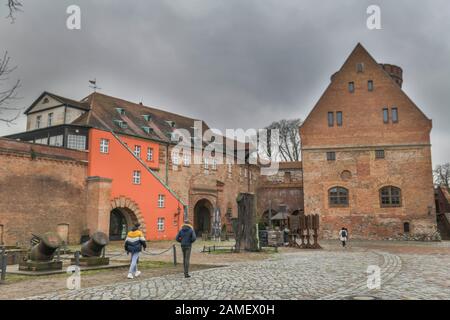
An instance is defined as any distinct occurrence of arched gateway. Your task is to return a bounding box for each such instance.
[109,197,146,241]
[193,199,214,237]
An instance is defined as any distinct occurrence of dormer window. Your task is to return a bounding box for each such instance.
[141,126,153,134]
[166,120,176,128]
[142,114,152,122]
[115,107,125,116]
[114,119,128,129]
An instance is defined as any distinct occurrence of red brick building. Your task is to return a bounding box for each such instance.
[300,43,437,240]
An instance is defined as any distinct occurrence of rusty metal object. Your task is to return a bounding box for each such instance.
[29,232,62,262]
[312,214,322,249]
[81,232,109,257]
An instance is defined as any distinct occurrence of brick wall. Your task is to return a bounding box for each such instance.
[0,138,88,245]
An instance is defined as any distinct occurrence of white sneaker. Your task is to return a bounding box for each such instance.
[127,273,134,279]
[134,271,141,277]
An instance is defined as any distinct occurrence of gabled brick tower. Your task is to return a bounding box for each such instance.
[300,43,437,240]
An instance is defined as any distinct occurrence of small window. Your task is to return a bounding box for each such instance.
[133,170,141,185]
[134,145,141,158]
[157,218,165,231]
[336,112,343,127]
[328,112,334,127]
[392,107,398,123]
[348,82,355,93]
[327,152,336,161]
[100,139,109,154]
[383,108,389,124]
[368,80,374,92]
[380,186,402,207]
[356,63,364,73]
[158,195,165,208]
[142,126,153,134]
[375,150,385,159]
[329,187,349,207]
[403,222,410,233]
[183,152,190,166]
[36,115,42,129]
[147,147,153,161]
[116,108,125,115]
[172,150,179,165]
[48,113,53,126]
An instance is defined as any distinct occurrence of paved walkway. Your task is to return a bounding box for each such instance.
[27,244,450,300]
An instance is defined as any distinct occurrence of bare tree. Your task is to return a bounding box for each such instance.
[261,119,302,162]
[434,163,450,188]
[6,0,22,22]
[0,51,21,125]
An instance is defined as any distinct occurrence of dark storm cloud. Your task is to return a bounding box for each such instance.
[0,0,449,164]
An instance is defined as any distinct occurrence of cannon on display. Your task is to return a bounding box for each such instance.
[19,232,63,271]
[71,231,110,266]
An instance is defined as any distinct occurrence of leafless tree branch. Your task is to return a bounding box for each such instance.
[0,51,22,126]
[6,0,22,23]
[260,118,302,162]
[434,163,450,188]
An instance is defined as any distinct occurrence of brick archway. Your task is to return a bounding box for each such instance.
[110,196,147,237]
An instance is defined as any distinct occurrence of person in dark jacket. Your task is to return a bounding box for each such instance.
[175,222,197,278]
[124,223,147,279]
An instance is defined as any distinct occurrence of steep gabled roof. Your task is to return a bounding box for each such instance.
[300,43,431,132]
[24,91,91,114]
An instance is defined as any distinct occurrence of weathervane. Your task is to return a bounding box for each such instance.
[89,78,101,92]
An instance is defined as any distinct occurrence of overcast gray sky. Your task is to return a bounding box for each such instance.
[1,0,449,165]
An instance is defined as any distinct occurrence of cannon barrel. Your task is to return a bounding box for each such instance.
[29,232,62,262]
[81,231,109,257]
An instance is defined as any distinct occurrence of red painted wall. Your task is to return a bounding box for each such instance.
[88,129,183,240]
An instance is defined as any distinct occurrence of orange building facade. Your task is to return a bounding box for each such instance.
[88,129,185,241]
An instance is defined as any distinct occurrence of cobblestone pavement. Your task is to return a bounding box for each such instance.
[27,244,450,300]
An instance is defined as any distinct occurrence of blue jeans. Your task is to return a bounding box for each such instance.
[129,252,140,274]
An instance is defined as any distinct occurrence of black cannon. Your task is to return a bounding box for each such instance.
[19,232,63,272]
[72,231,110,266]
[81,231,109,257]
[29,232,62,262]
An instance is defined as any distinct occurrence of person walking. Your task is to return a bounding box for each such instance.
[124,223,147,279]
[176,221,197,278]
[339,227,348,248]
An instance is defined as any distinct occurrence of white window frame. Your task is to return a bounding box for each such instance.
[183,152,191,166]
[47,113,53,127]
[157,218,165,231]
[100,139,109,154]
[147,147,153,161]
[133,170,141,185]
[158,194,165,208]
[172,150,179,165]
[36,115,42,129]
[134,145,141,158]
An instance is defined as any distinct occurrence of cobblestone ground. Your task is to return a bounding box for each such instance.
[26,243,450,300]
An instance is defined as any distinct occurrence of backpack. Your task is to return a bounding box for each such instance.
[341,230,347,238]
